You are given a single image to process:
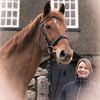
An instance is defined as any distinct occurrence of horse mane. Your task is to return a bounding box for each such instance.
[0,10,65,56]
[0,14,43,56]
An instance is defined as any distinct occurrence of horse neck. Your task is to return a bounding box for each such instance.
[0,38,43,100]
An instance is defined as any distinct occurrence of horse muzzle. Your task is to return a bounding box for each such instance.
[56,49,73,64]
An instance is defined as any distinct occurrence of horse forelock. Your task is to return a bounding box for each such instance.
[49,10,65,22]
[0,14,43,56]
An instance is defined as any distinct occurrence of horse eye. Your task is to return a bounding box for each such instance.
[45,25,52,29]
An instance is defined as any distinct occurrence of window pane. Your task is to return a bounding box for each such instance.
[65,3,69,9]
[71,0,75,1]
[71,3,75,9]
[13,11,17,17]
[65,11,69,17]
[54,3,58,8]
[7,19,11,25]
[8,2,12,8]
[13,19,17,25]
[1,19,5,25]
[1,11,6,17]
[2,2,6,8]
[71,19,75,25]
[7,11,11,17]
[13,2,17,8]
[71,11,75,17]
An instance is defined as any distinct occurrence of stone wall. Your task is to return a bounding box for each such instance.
[27,67,49,100]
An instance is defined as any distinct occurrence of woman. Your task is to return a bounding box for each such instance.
[59,58,100,100]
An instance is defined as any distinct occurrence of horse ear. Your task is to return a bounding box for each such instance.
[59,4,65,15]
[43,1,51,17]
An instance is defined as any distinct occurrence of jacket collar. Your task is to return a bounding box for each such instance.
[75,75,90,85]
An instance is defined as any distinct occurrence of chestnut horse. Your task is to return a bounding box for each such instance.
[0,1,73,100]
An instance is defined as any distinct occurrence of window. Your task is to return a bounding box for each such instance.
[0,0,20,28]
[51,0,79,29]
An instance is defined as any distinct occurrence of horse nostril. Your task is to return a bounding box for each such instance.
[60,50,67,60]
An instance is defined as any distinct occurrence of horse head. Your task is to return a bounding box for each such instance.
[39,1,73,64]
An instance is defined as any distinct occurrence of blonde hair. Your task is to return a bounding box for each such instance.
[75,58,93,74]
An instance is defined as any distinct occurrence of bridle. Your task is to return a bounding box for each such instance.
[40,16,69,99]
[40,16,68,55]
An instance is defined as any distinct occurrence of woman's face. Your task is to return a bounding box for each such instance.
[76,62,90,79]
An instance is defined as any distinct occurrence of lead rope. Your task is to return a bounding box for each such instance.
[77,84,81,100]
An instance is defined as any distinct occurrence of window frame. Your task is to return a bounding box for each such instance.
[0,0,20,29]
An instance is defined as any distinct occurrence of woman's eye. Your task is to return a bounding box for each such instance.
[45,25,52,29]
[79,66,83,69]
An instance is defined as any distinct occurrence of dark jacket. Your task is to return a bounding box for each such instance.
[59,78,100,100]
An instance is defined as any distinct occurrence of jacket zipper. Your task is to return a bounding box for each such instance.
[76,84,81,100]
